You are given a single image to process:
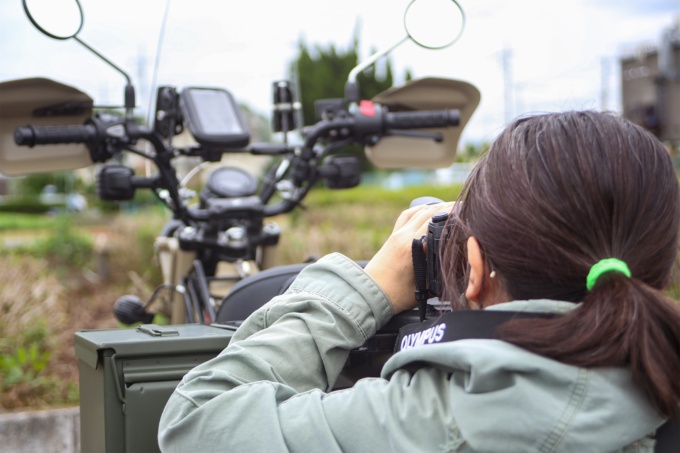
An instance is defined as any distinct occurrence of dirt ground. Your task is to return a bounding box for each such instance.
[0,216,162,411]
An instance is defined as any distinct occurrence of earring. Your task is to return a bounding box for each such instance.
[489,270,496,279]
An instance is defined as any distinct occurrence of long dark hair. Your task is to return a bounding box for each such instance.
[442,111,680,418]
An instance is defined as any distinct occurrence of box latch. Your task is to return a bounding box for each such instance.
[137,324,180,337]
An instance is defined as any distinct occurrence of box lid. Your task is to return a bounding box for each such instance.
[75,324,235,370]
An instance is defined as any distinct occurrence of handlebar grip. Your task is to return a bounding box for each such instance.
[384,110,460,129]
[14,124,98,147]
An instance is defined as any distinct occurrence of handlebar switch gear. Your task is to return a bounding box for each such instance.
[97,164,136,201]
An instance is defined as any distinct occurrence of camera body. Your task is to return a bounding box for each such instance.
[425,212,449,298]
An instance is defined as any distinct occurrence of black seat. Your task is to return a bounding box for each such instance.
[216,261,370,323]
[215,263,311,323]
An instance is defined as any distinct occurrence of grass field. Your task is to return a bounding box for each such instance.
[0,212,56,231]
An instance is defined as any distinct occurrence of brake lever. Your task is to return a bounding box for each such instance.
[247,143,295,155]
[384,129,444,142]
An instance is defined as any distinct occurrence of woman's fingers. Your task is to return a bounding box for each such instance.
[395,202,454,236]
[365,202,455,315]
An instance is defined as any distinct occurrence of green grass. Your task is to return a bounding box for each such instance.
[0,213,57,231]
[274,184,463,263]
[305,184,463,208]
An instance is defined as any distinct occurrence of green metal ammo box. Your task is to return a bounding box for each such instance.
[75,324,234,452]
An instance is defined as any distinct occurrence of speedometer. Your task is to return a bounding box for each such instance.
[204,166,258,198]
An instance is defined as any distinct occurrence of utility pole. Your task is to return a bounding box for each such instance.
[600,57,610,111]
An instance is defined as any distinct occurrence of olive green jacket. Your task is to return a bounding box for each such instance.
[158,253,665,452]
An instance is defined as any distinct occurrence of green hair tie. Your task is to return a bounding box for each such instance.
[586,258,631,291]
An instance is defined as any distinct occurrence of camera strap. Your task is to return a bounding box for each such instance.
[394,310,556,353]
[411,236,430,322]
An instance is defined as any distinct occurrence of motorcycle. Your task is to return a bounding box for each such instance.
[4,0,479,329]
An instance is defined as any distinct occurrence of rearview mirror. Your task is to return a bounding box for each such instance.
[345,0,465,104]
[22,0,83,40]
[404,0,465,49]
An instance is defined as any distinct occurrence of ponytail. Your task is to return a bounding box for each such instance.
[441,111,680,417]
[497,275,680,418]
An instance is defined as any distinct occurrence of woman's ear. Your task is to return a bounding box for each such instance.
[465,236,485,303]
[465,236,509,308]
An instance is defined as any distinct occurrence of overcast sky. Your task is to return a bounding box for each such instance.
[1,0,678,144]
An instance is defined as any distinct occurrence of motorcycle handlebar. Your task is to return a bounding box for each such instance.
[301,106,461,159]
[266,106,463,217]
[14,124,98,147]
[12,105,463,220]
[383,109,460,129]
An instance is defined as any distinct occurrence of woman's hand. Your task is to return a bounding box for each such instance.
[364,202,455,315]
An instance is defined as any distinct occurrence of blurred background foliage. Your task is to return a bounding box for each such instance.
[0,184,461,410]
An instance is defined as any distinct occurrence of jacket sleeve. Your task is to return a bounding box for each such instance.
[158,253,460,452]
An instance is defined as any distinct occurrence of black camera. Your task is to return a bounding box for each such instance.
[425,212,449,298]
[411,210,450,321]
[412,209,449,307]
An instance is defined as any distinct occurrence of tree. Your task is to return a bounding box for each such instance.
[291,33,410,127]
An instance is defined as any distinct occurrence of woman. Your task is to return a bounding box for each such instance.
[159,111,680,452]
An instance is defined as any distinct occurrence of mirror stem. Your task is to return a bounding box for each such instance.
[347,35,409,85]
[345,35,409,108]
[74,36,136,117]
